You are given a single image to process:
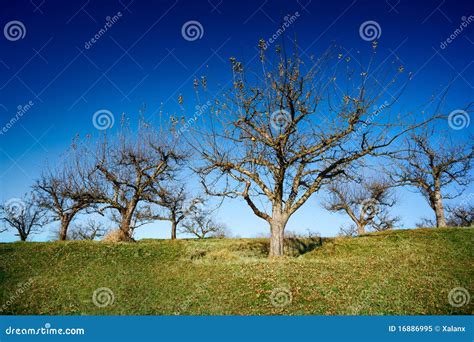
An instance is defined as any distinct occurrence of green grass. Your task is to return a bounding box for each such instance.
[0,227,472,315]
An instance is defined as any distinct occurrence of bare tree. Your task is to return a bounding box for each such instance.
[446,204,473,227]
[74,118,185,241]
[193,44,428,256]
[389,128,473,227]
[323,178,399,235]
[149,186,203,239]
[0,194,48,241]
[33,162,93,241]
[69,219,107,240]
[180,206,227,239]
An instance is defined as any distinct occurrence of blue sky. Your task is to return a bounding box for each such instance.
[0,0,473,241]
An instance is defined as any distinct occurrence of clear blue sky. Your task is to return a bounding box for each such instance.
[0,0,473,241]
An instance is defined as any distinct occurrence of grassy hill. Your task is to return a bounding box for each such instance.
[0,227,472,315]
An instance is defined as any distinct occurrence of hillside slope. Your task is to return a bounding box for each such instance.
[0,227,472,315]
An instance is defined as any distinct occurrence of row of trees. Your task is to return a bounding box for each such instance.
[1,44,473,256]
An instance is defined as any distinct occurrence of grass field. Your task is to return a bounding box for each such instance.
[0,227,472,315]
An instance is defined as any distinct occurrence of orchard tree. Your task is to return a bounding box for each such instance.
[33,161,94,240]
[389,127,473,227]
[193,43,429,256]
[0,194,48,241]
[149,186,203,239]
[180,205,227,239]
[323,178,399,235]
[73,117,185,241]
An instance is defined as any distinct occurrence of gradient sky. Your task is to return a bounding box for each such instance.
[0,0,473,241]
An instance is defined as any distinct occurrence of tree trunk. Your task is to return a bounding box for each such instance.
[171,221,177,240]
[58,216,72,241]
[357,223,365,235]
[269,214,287,257]
[118,213,134,242]
[433,189,446,228]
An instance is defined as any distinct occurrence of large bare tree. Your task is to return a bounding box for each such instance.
[389,128,473,227]
[323,178,399,235]
[0,193,48,241]
[73,118,185,241]
[193,44,428,256]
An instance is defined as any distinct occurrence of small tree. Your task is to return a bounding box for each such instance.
[323,178,399,235]
[389,128,473,227]
[446,204,473,227]
[69,219,107,240]
[146,186,203,240]
[0,194,48,241]
[180,206,227,239]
